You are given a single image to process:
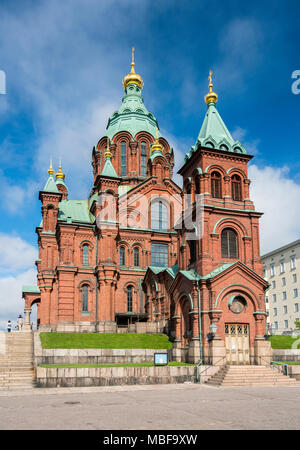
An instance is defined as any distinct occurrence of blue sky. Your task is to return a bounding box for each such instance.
[0,0,299,327]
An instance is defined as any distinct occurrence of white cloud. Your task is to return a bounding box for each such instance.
[249,164,300,255]
[0,177,40,214]
[232,126,260,155]
[0,233,37,274]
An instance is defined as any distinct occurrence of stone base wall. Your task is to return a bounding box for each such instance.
[35,348,172,366]
[272,349,300,362]
[36,365,196,387]
[38,320,166,334]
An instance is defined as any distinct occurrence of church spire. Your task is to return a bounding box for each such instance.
[48,157,55,175]
[151,127,163,154]
[55,158,65,181]
[122,47,144,90]
[101,137,118,178]
[204,70,218,105]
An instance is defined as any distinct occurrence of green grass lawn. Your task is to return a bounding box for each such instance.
[276,362,300,365]
[40,332,173,349]
[268,335,300,349]
[39,362,194,368]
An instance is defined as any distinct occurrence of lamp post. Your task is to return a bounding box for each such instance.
[209,322,218,337]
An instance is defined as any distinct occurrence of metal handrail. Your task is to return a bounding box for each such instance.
[195,356,227,384]
[257,356,289,376]
[270,361,289,376]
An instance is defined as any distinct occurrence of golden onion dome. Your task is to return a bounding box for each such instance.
[205,70,218,104]
[48,158,55,175]
[55,160,65,180]
[122,47,144,90]
[104,137,112,158]
[151,127,163,153]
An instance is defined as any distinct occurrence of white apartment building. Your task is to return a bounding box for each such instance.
[262,239,300,335]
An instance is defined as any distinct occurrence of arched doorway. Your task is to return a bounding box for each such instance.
[225,295,250,364]
[179,297,192,348]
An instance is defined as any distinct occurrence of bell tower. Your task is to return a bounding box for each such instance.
[178,72,262,278]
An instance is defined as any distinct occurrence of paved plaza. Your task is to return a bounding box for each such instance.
[0,383,300,430]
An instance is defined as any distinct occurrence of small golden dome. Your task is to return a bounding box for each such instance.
[48,158,55,175]
[55,160,65,180]
[122,47,144,90]
[151,127,163,153]
[104,137,112,158]
[205,70,218,104]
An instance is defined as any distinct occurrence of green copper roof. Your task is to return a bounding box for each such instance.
[106,83,159,140]
[101,157,118,178]
[42,175,60,193]
[55,178,67,188]
[22,285,40,294]
[58,200,95,224]
[184,101,246,164]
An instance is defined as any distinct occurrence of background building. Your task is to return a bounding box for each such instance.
[262,239,300,334]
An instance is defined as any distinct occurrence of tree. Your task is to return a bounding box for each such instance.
[294,319,300,330]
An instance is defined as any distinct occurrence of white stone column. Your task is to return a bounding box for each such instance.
[23,308,32,331]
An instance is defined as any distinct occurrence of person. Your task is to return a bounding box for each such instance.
[17,315,23,331]
[7,320,12,332]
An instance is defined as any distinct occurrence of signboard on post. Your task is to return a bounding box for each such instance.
[154,353,168,366]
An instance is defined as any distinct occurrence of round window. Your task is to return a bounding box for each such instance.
[229,296,246,314]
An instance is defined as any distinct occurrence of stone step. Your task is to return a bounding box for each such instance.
[206,365,300,387]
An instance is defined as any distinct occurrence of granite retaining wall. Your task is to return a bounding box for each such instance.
[272,349,300,362]
[35,365,202,387]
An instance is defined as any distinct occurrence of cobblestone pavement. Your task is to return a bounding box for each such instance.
[0,383,300,430]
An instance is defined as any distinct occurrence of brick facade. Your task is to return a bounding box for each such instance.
[22,64,271,364]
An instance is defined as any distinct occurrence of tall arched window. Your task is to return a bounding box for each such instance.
[127,285,133,312]
[134,247,140,267]
[140,142,147,177]
[221,228,238,259]
[82,244,89,265]
[151,201,168,231]
[232,174,242,201]
[195,176,201,195]
[82,285,89,312]
[189,240,196,263]
[121,141,127,176]
[120,246,125,265]
[211,171,222,198]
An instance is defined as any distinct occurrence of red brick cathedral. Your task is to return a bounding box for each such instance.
[22,56,271,364]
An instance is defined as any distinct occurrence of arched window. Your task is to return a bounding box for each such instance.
[221,228,238,259]
[211,171,222,198]
[140,142,147,177]
[134,247,140,267]
[151,201,168,231]
[127,285,133,312]
[232,175,242,201]
[189,240,196,263]
[120,246,125,265]
[82,244,89,265]
[82,285,89,312]
[195,176,201,195]
[121,141,127,176]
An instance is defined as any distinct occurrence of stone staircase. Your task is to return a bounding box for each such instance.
[0,332,36,390]
[205,365,300,387]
